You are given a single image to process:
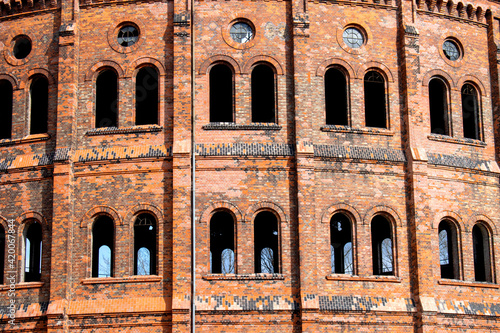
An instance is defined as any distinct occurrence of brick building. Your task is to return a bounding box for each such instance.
[0,0,500,330]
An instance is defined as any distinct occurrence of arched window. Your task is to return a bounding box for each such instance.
[96,69,118,128]
[473,223,492,282]
[92,216,114,278]
[210,63,234,123]
[330,212,353,274]
[364,71,387,128]
[438,220,459,279]
[210,211,235,274]
[429,78,450,135]
[371,215,393,275]
[251,64,276,123]
[134,213,157,275]
[325,68,348,126]
[461,84,481,140]
[0,225,4,284]
[135,66,159,125]
[24,221,42,282]
[29,76,48,135]
[0,80,13,139]
[254,211,279,273]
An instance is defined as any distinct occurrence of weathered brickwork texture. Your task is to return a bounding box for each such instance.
[0,0,499,331]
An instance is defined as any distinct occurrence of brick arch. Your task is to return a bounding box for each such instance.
[16,211,49,234]
[363,205,403,227]
[467,214,496,235]
[0,74,19,89]
[124,203,163,227]
[80,205,122,228]
[422,69,456,88]
[19,68,55,89]
[315,58,355,78]
[242,56,283,75]
[246,201,287,224]
[85,60,125,82]
[199,201,243,224]
[321,202,362,225]
[456,75,487,97]
[432,211,464,231]
[198,55,241,75]
[356,61,394,82]
[125,57,166,78]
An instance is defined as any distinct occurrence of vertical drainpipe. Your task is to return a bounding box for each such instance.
[190,0,196,330]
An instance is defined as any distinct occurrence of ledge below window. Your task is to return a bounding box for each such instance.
[326,274,401,283]
[203,273,285,281]
[427,134,486,147]
[0,134,50,147]
[0,282,44,291]
[86,125,163,136]
[438,279,498,288]
[320,125,393,136]
[202,123,281,131]
[81,275,162,285]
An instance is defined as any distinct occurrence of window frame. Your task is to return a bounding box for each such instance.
[438,219,461,280]
[209,210,236,274]
[370,214,396,276]
[330,211,354,275]
[428,76,452,136]
[209,62,235,123]
[363,69,389,129]
[250,62,278,124]
[324,66,350,126]
[253,210,281,274]
[95,68,119,128]
[460,82,483,141]
[135,65,160,126]
[91,215,115,278]
[133,212,158,276]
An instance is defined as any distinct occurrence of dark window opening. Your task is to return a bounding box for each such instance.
[429,78,450,135]
[210,211,235,274]
[439,220,458,279]
[254,211,279,273]
[210,64,233,123]
[371,215,393,275]
[30,76,48,135]
[325,68,348,126]
[134,213,157,275]
[24,221,42,282]
[251,64,276,123]
[330,213,353,274]
[473,224,492,282]
[364,71,387,128]
[92,216,114,278]
[96,69,118,128]
[0,80,13,139]
[13,36,32,59]
[461,84,480,140]
[136,67,159,125]
[0,225,4,284]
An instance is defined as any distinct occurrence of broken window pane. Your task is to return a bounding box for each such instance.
[134,213,156,275]
[254,211,279,273]
[210,211,235,274]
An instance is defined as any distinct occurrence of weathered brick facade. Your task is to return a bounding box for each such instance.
[0,0,500,330]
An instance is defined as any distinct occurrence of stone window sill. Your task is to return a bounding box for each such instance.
[0,282,44,291]
[427,134,486,147]
[202,123,281,131]
[438,279,498,288]
[326,274,401,283]
[0,134,50,147]
[203,273,285,281]
[81,275,161,285]
[320,125,394,136]
[86,125,163,136]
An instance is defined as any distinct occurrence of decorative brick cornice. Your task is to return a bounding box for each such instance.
[314,144,406,163]
[196,143,294,157]
[202,123,281,131]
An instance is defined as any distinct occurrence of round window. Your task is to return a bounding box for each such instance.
[117,25,139,47]
[13,36,32,59]
[229,22,253,44]
[342,27,364,49]
[443,40,460,61]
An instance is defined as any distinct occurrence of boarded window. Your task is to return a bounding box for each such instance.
[473,223,492,282]
[330,212,353,274]
[364,71,387,128]
[254,211,279,273]
[439,220,458,279]
[92,216,114,278]
[371,215,393,275]
[461,84,480,140]
[210,211,235,274]
[325,68,348,126]
[96,69,118,128]
[0,80,13,139]
[251,64,276,123]
[429,78,450,135]
[136,67,159,125]
[24,221,42,282]
[30,76,48,134]
[134,213,157,275]
[210,64,233,122]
